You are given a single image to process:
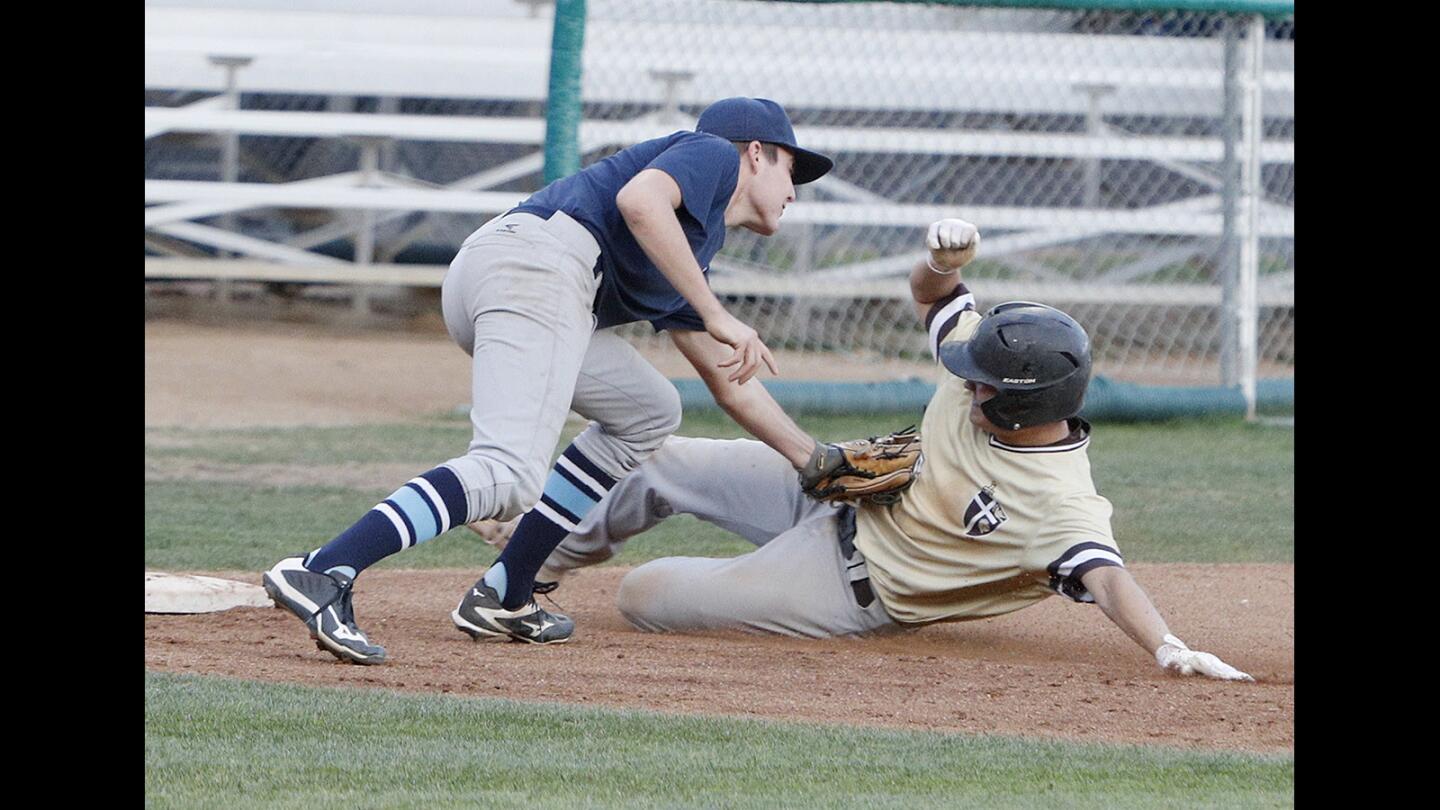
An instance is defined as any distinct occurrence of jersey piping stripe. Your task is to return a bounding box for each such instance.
[1068,556,1123,580]
[532,499,579,533]
[988,433,1090,454]
[1047,542,1123,603]
[556,455,609,499]
[374,502,413,549]
[1047,559,1122,602]
[407,477,451,535]
[1047,541,1124,578]
[1054,547,1124,578]
[928,293,976,359]
[923,284,969,330]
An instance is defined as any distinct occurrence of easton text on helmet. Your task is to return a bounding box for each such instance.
[937,301,1093,430]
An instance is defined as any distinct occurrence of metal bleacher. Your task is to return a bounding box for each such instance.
[144,0,1294,310]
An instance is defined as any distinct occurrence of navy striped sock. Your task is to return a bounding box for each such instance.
[305,466,468,577]
[492,445,617,609]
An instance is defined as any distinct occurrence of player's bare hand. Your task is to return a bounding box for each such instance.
[706,312,779,385]
[465,516,520,550]
[1155,635,1254,682]
[926,218,980,273]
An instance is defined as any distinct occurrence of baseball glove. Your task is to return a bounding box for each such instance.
[798,427,923,505]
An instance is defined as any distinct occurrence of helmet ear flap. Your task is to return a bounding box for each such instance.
[980,384,1065,431]
[979,397,1024,432]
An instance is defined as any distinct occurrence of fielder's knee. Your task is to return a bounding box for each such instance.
[654,384,683,439]
[573,390,681,479]
[622,384,683,460]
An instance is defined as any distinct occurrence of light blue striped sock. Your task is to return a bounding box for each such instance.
[306,466,470,576]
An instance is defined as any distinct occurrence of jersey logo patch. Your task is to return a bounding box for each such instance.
[963,486,1008,537]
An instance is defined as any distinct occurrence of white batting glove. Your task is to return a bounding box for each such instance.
[925,218,980,275]
[1155,634,1254,682]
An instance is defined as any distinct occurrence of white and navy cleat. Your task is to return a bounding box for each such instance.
[263,555,387,665]
[452,579,574,645]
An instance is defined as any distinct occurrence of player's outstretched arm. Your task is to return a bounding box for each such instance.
[1081,565,1254,682]
[909,218,979,324]
[669,328,817,468]
[618,170,778,385]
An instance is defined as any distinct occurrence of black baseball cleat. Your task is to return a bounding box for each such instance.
[452,579,574,644]
[263,555,387,665]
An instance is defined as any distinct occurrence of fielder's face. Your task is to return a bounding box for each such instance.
[741,146,797,236]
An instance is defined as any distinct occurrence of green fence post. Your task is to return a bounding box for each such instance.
[544,0,587,184]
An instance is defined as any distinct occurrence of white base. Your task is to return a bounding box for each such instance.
[145,572,272,614]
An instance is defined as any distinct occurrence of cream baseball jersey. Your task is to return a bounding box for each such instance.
[853,285,1124,625]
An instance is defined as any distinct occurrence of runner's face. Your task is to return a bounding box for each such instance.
[963,380,1001,431]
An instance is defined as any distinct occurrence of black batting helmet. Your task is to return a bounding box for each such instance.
[938,301,1092,431]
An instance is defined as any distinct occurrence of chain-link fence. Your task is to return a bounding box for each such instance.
[577,1,1293,385]
[144,0,1294,387]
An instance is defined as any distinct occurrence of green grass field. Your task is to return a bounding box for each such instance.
[145,412,1293,806]
[146,673,1293,809]
[144,411,1293,572]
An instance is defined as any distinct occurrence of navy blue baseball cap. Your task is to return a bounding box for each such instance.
[696,97,833,185]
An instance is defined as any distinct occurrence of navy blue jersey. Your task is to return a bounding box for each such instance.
[513,131,739,331]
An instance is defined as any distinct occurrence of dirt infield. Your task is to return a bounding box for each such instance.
[143,315,934,429]
[147,565,1293,753]
[144,318,1295,753]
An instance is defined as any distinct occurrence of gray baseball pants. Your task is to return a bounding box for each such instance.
[551,436,905,638]
[439,211,681,523]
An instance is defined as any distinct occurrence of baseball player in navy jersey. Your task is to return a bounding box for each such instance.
[263,98,837,664]
[522,218,1252,682]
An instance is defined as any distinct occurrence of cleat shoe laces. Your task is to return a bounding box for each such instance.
[451,579,574,645]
